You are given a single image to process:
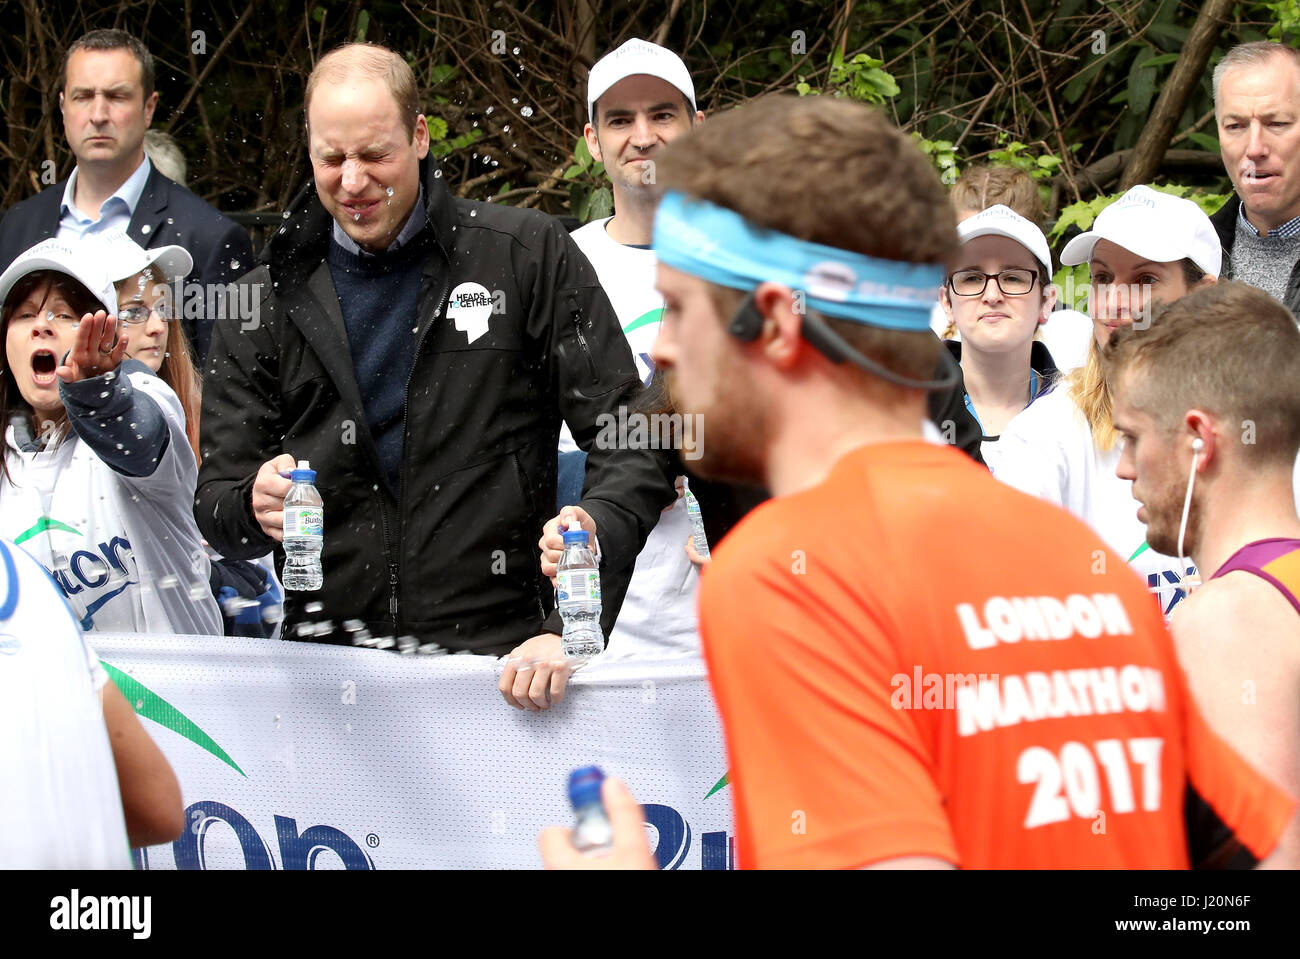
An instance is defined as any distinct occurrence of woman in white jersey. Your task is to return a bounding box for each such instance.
[993,185,1219,616]
[0,237,222,635]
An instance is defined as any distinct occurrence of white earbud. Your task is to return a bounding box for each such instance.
[1174,436,1205,593]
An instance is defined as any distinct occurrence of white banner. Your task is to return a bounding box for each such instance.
[91,635,735,870]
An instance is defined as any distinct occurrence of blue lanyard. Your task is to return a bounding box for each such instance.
[0,541,18,621]
[964,368,1041,434]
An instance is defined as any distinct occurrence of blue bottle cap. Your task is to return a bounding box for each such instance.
[290,468,316,483]
[568,765,605,807]
[561,527,589,546]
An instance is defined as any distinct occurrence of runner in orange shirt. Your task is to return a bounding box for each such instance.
[539,94,1295,869]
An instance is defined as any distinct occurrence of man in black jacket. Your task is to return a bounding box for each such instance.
[196,44,675,698]
[0,29,252,362]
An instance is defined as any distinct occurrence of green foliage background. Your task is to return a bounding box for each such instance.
[0,0,1287,260]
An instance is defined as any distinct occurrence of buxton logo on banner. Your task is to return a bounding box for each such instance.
[108,649,735,869]
[106,664,377,870]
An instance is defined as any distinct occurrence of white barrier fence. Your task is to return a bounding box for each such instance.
[92,635,735,869]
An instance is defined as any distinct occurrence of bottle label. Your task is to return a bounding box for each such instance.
[284,506,323,538]
[556,569,601,604]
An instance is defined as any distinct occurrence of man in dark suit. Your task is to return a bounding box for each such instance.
[0,29,252,361]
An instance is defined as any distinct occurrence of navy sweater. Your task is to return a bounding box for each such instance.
[326,235,430,491]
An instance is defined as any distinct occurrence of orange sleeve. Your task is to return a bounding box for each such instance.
[1179,666,1298,863]
[699,525,959,869]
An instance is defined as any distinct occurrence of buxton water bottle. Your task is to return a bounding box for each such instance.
[556,525,603,660]
[568,766,614,855]
[282,460,323,591]
[683,477,710,558]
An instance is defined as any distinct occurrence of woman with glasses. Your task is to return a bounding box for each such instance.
[937,205,1060,469]
[0,236,222,635]
[992,186,1220,616]
[98,230,281,639]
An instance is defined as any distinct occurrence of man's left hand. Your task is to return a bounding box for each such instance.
[539,505,598,585]
[499,632,572,710]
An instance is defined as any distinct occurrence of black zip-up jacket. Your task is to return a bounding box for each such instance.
[196,156,677,654]
[1210,195,1300,316]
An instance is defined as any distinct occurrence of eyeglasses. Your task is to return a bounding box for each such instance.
[116,303,174,325]
[948,269,1038,297]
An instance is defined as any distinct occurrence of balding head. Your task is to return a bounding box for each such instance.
[306,44,421,136]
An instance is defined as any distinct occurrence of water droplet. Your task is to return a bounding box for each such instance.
[520,106,534,117]
[434,169,443,178]
[386,186,394,197]
[470,209,477,217]
[502,125,510,133]
[512,47,520,55]
[353,213,361,221]
[511,97,519,105]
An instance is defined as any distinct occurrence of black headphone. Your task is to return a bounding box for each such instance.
[725,290,961,391]
[728,292,765,342]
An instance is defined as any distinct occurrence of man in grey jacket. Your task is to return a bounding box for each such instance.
[1210,40,1300,315]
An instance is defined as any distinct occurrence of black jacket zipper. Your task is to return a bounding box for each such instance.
[572,305,599,383]
[383,264,451,626]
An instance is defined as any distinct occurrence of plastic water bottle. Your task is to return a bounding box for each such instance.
[568,766,613,855]
[683,477,710,558]
[556,525,603,660]
[282,460,323,591]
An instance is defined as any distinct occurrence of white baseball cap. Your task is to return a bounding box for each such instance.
[0,237,118,316]
[587,38,696,122]
[90,229,194,285]
[956,204,1053,276]
[1060,185,1222,277]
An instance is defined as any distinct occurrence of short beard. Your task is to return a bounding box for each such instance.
[1144,487,1203,562]
[664,366,767,486]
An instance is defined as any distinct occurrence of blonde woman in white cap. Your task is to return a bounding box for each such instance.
[0,236,222,635]
[993,185,1219,616]
[937,204,1061,470]
[96,229,204,465]
[99,229,282,638]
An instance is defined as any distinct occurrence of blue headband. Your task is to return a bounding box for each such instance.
[652,190,943,332]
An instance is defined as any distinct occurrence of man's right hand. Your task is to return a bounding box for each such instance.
[251,454,297,541]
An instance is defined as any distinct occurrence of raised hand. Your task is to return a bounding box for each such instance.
[55,310,128,383]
